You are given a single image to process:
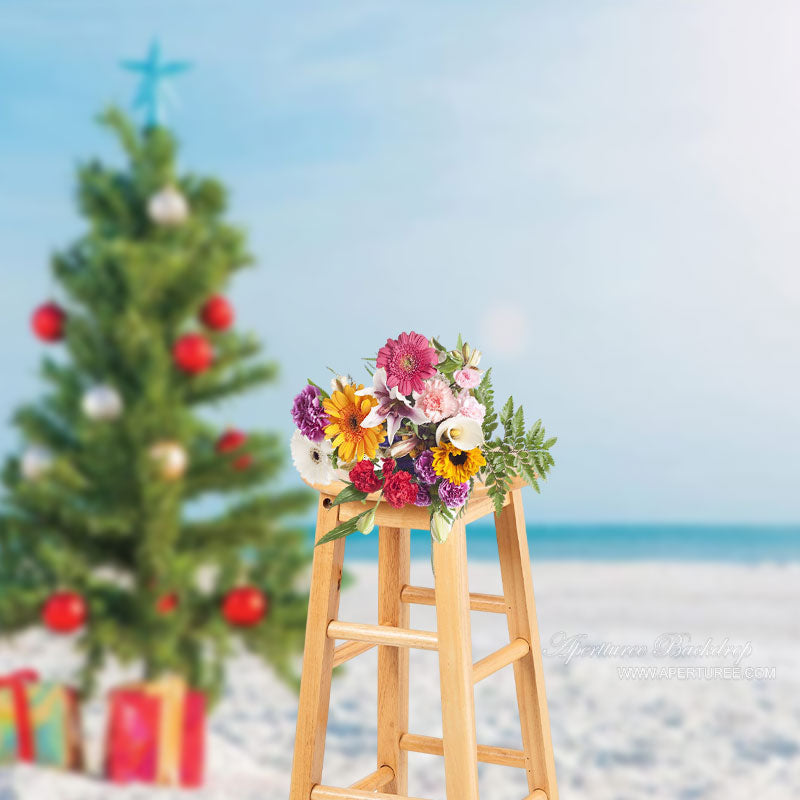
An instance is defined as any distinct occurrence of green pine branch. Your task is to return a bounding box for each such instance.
[184,361,279,406]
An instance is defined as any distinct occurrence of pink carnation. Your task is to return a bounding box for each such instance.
[454,368,482,389]
[457,392,486,423]
[416,377,458,423]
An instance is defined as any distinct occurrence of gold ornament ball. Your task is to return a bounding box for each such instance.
[149,441,188,481]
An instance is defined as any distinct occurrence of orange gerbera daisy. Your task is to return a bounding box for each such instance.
[323,384,384,462]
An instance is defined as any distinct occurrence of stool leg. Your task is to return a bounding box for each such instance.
[433,519,480,800]
[377,526,411,794]
[289,496,346,800]
[495,490,559,800]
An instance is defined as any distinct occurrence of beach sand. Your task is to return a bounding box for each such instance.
[1,560,798,799]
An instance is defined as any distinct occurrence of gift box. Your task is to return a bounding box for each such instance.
[105,675,205,787]
[0,669,83,769]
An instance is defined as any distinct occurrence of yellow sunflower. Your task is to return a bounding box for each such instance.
[431,442,486,484]
[323,384,384,462]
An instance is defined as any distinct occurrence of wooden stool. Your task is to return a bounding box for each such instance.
[289,477,558,800]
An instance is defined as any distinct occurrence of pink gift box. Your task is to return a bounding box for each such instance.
[105,679,205,787]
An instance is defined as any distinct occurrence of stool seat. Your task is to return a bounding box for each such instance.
[303,476,528,529]
[289,481,559,800]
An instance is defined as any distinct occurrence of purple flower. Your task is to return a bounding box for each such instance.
[438,479,470,509]
[414,484,432,507]
[414,450,437,485]
[291,384,329,442]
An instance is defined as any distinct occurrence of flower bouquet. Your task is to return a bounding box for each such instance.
[290,332,556,544]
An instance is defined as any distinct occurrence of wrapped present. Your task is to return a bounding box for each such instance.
[105,675,205,787]
[0,669,83,769]
[105,688,160,782]
[0,670,37,763]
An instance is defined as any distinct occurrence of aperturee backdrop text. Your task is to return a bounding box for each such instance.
[290,332,556,543]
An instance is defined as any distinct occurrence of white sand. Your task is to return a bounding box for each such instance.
[1,560,799,799]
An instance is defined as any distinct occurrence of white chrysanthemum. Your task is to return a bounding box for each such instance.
[290,430,336,485]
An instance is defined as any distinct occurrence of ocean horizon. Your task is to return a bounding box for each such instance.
[310,522,800,562]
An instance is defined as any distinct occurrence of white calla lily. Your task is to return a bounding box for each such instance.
[435,415,484,451]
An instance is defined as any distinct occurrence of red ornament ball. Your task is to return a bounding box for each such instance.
[217,429,252,470]
[42,591,87,634]
[200,295,234,331]
[156,592,179,615]
[31,303,66,342]
[233,454,253,471]
[173,333,213,374]
[216,429,247,453]
[222,586,267,627]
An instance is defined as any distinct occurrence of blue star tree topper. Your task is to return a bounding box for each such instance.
[122,40,192,128]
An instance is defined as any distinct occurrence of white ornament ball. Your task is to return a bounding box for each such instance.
[147,185,189,226]
[21,446,54,481]
[82,384,123,421]
[149,441,188,481]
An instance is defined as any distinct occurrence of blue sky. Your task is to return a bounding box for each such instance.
[1,1,798,522]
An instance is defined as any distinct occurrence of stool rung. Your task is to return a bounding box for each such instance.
[473,637,530,684]
[525,791,548,800]
[399,733,526,768]
[349,765,394,790]
[332,640,376,668]
[328,621,439,651]
[400,585,507,614]
[311,786,428,800]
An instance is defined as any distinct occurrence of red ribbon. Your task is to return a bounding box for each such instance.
[0,669,38,762]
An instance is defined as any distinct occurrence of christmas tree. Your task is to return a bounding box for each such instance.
[0,108,312,700]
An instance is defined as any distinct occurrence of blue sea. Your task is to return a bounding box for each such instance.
[313,523,800,563]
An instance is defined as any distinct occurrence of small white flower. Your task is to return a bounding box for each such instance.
[290,430,336,485]
[435,415,485,451]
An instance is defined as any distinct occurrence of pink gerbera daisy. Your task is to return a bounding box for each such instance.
[376,332,438,395]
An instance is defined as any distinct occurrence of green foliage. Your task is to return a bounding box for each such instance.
[474,368,498,439]
[0,109,313,703]
[315,508,374,546]
[480,391,557,514]
[474,363,557,513]
[314,484,372,545]
[329,485,369,507]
